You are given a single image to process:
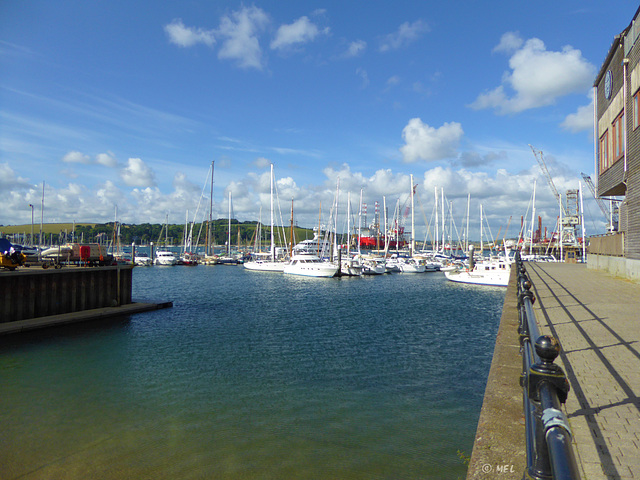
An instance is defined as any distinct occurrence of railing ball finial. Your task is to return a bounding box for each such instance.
[535,335,560,364]
[523,280,532,291]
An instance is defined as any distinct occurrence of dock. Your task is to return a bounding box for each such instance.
[0,265,172,335]
[467,262,640,479]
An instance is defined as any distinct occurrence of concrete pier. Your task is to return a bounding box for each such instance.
[467,263,640,479]
[0,265,172,334]
[1,265,133,322]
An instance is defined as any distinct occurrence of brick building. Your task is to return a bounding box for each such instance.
[591,5,640,280]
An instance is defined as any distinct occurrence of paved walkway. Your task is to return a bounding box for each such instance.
[526,262,640,480]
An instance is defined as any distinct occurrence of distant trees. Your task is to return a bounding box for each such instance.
[73,220,313,248]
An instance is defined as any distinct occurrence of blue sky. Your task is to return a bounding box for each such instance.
[1,1,638,242]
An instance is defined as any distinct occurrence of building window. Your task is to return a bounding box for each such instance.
[612,111,625,161]
[634,90,640,129]
[600,130,609,172]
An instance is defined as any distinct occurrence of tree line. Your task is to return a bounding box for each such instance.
[70,219,312,247]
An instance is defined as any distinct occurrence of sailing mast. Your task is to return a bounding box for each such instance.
[333,178,340,261]
[270,163,275,261]
[434,186,438,252]
[465,193,470,253]
[383,196,388,254]
[228,191,232,256]
[530,180,537,255]
[207,161,214,256]
[346,192,351,256]
[357,189,363,256]
[410,174,415,256]
[441,188,445,252]
[289,198,294,257]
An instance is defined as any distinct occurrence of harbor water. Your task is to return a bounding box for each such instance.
[1,265,505,479]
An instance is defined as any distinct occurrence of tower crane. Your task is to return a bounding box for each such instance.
[529,145,579,246]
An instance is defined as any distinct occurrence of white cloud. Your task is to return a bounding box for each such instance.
[271,16,328,50]
[254,157,270,168]
[0,162,30,191]
[400,118,464,163]
[562,93,594,133]
[96,152,117,168]
[62,150,91,164]
[217,6,269,70]
[387,75,401,87]
[493,31,523,53]
[470,35,596,114]
[379,20,429,52]
[164,19,215,48]
[120,158,156,187]
[344,40,366,58]
[356,68,369,88]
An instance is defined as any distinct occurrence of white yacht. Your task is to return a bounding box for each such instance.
[444,258,511,287]
[283,253,338,278]
[134,253,153,266]
[244,253,286,272]
[154,250,177,266]
[399,258,426,273]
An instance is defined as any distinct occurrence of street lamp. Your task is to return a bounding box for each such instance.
[29,204,34,246]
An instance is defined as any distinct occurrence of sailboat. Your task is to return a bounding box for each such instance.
[244,164,286,272]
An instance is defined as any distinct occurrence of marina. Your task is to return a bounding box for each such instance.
[0,263,505,479]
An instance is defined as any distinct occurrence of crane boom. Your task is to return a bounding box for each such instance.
[580,172,610,220]
[529,145,566,215]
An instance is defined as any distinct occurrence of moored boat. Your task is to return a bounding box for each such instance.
[155,250,177,266]
[283,253,338,278]
[443,246,511,287]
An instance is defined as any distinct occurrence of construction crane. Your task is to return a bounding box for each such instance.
[580,172,619,231]
[529,145,579,245]
[529,145,566,215]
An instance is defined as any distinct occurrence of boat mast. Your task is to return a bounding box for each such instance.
[383,196,388,254]
[208,161,214,256]
[358,189,363,256]
[317,202,322,257]
[480,205,483,254]
[434,186,438,252]
[346,192,351,256]
[270,163,275,261]
[333,177,340,261]
[289,198,294,257]
[228,191,232,256]
[530,180,536,256]
[466,193,470,253]
[441,188,445,252]
[410,174,415,256]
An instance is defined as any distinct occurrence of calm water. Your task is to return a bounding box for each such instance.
[0,265,505,479]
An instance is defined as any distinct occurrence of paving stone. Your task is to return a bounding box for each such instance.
[526,263,640,480]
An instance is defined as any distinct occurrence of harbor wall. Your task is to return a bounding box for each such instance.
[0,265,133,322]
[465,268,526,478]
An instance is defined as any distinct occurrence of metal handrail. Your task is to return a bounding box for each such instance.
[515,251,581,480]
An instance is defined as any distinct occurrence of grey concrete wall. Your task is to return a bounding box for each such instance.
[0,265,133,322]
[587,253,640,282]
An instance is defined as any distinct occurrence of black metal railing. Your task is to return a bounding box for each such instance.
[515,251,581,480]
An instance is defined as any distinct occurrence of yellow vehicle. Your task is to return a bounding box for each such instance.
[0,239,26,271]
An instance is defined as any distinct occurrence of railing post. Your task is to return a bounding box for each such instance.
[515,251,580,480]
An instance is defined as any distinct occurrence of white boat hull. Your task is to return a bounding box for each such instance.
[283,254,338,277]
[283,264,338,277]
[244,261,286,272]
[444,268,510,287]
